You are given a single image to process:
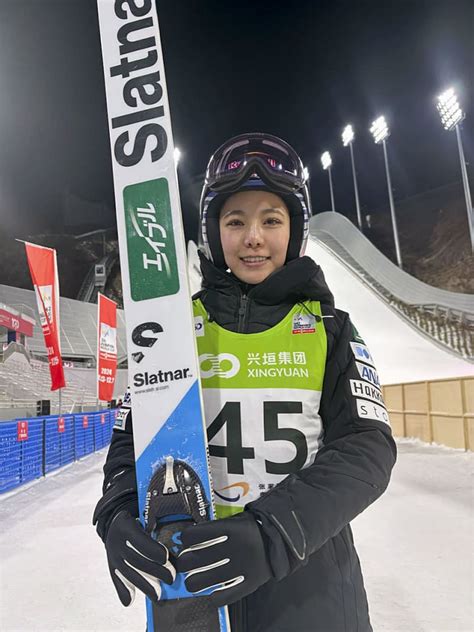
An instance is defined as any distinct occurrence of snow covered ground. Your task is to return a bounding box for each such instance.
[0,439,472,632]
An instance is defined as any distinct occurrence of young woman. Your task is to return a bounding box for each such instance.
[93,133,396,632]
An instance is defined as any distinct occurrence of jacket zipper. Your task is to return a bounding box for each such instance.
[237,293,249,333]
[233,292,249,629]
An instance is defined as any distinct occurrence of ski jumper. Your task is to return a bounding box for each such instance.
[95,252,396,632]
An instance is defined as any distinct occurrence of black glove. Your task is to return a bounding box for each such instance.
[105,510,176,606]
[175,511,272,607]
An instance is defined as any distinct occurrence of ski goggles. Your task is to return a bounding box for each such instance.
[205,133,309,194]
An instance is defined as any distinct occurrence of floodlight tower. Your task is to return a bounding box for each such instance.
[370,116,402,268]
[342,125,362,231]
[436,88,473,252]
[321,151,336,212]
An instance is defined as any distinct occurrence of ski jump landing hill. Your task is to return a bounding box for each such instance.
[187,211,474,386]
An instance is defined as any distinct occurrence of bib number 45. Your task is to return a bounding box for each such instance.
[207,401,308,476]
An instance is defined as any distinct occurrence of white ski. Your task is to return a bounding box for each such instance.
[96,2,230,630]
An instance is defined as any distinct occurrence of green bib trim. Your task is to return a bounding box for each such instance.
[193,299,327,391]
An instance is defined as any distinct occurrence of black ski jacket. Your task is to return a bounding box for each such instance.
[94,253,397,632]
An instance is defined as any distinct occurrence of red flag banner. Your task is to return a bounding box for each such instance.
[97,293,117,401]
[24,242,66,391]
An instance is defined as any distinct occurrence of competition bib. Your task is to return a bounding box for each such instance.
[193,299,327,517]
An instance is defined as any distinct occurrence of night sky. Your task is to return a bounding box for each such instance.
[0,0,472,239]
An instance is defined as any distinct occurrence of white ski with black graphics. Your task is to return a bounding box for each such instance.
[96,2,230,630]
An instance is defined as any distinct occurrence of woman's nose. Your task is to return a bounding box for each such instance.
[244,223,263,247]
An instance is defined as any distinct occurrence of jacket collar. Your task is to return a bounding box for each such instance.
[198,250,335,307]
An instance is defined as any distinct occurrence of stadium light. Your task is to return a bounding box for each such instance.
[370,116,390,144]
[321,151,332,170]
[342,125,362,231]
[342,125,354,147]
[321,151,336,212]
[436,88,473,252]
[174,147,181,165]
[370,116,402,268]
[437,88,464,131]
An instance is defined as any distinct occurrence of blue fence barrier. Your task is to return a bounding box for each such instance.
[0,410,116,494]
[44,415,76,474]
[94,412,112,451]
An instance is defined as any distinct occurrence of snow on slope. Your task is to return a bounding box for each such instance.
[305,238,473,384]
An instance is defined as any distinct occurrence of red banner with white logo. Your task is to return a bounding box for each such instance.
[24,242,66,391]
[97,293,117,401]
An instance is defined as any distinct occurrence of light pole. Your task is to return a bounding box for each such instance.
[436,87,474,253]
[370,116,402,268]
[342,124,362,231]
[321,151,335,212]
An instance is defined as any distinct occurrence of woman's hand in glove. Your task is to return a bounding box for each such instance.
[175,511,272,607]
[105,510,176,606]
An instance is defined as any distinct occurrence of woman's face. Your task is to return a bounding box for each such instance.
[219,190,290,284]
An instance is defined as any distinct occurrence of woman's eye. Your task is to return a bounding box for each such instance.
[265,218,282,225]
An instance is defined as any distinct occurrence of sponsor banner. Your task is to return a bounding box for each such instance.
[97,293,118,401]
[355,361,381,390]
[24,242,65,391]
[114,407,130,431]
[350,342,375,367]
[199,353,240,380]
[17,421,28,441]
[356,399,390,426]
[350,379,385,405]
[124,181,179,301]
[292,312,316,334]
[194,316,204,337]
[0,307,34,337]
[134,366,191,389]
[198,350,313,385]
